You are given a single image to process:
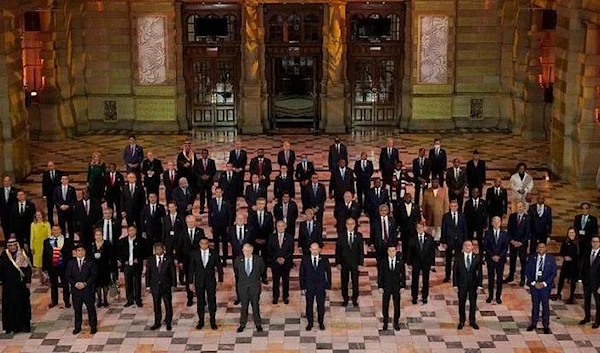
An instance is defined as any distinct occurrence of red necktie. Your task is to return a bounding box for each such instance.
[258,160,263,175]
[170,171,174,183]
[111,173,115,185]
[203,159,207,169]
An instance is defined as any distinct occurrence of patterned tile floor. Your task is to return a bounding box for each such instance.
[1,129,600,352]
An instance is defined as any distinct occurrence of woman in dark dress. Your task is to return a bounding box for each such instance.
[554,227,579,303]
[91,229,114,307]
[0,237,32,334]
[87,151,106,202]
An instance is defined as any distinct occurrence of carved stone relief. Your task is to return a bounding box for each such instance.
[418,15,448,84]
[138,16,167,85]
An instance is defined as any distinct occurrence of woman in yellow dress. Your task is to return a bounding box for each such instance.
[30,211,51,284]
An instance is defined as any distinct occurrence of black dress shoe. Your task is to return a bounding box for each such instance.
[211,323,218,330]
[103,301,109,307]
[124,302,134,307]
[412,299,417,305]
[422,299,428,304]
[503,278,513,284]
[431,268,437,273]
[394,323,400,331]
[186,299,194,307]
[256,326,263,332]
[97,302,103,308]
[383,323,388,331]
[65,303,71,308]
[443,277,450,283]
[526,325,535,331]
[237,326,244,333]
[234,299,240,305]
[486,297,492,303]
[519,281,525,287]
[283,299,289,305]
[579,319,590,325]
[565,298,575,304]
[305,324,313,331]
[166,324,172,331]
[554,294,562,301]
[352,301,359,308]
[90,327,97,334]
[471,323,479,330]
[136,303,143,308]
[457,323,464,330]
[48,303,57,309]
[319,323,325,330]
[593,323,600,329]
[272,299,278,305]
[543,328,550,334]
[196,322,204,330]
[151,324,161,330]
[496,298,502,304]
[73,328,81,335]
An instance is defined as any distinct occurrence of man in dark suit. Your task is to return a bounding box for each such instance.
[378,244,406,331]
[95,207,120,245]
[42,161,62,226]
[196,149,216,214]
[395,193,421,257]
[379,138,400,188]
[161,201,183,258]
[234,243,267,332]
[365,178,390,221]
[141,151,163,198]
[329,159,355,211]
[370,204,398,286]
[66,243,98,334]
[463,187,488,241]
[453,240,483,330]
[43,225,73,308]
[189,237,224,330]
[172,177,195,219]
[300,242,331,331]
[304,174,326,221]
[228,140,248,198]
[574,202,599,258]
[466,150,486,196]
[120,173,146,229]
[0,176,17,237]
[354,152,374,211]
[208,187,233,265]
[119,226,148,307]
[504,201,530,286]
[295,155,315,211]
[247,198,274,257]
[245,174,268,209]
[141,193,166,247]
[483,217,509,304]
[177,141,198,194]
[580,236,600,328]
[162,160,180,202]
[298,208,322,256]
[274,165,295,200]
[146,242,177,331]
[408,223,436,304]
[273,192,298,236]
[249,149,273,188]
[328,137,348,172]
[528,195,553,253]
[10,191,36,250]
[54,175,77,238]
[441,200,468,282]
[277,141,296,176]
[268,221,295,304]
[428,138,447,187]
[73,188,102,247]
[123,135,144,181]
[229,214,251,305]
[446,158,467,211]
[486,177,508,224]
[105,163,125,217]
[336,218,364,307]
[176,215,204,306]
[525,242,556,334]
[412,148,431,205]
[219,163,240,213]
[334,191,361,232]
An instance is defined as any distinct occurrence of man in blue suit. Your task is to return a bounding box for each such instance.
[122,135,144,182]
[483,216,509,304]
[300,242,332,331]
[525,242,556,334]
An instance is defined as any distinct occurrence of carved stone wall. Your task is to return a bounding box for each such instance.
[418,15,448,84]
[137,16,167,85]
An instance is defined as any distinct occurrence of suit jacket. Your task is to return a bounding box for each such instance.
[244,184,267,208]
[295,161,315,184]
[354,160,374,187]
[188,249,224,286]
[73,199,102,241]
[248,210,274,243]
[145,255,177,294]
[53,185,77,213]
[0,186,18,217]
[162,170,180,201]
[176,151,198,180]
[446,167,467,195]
[525,253,556,290]
[298,220,323,250]
[580,250,600,290]
[229,225,252,257]
[379,147,400,177]
[463,198,488,234]
[335,230,364,268]
[249,157,273,186]
[141,159,163,189]
[428,148,447,174]
[104,171,125,199]
[121,183,146,217]
[118,236,148,268]
[123,144,144,166]
[378,254,406,290]
[42,170,63,198]
[9,201,36,242]
[172,187,195,215]
[228,149,248,171]
[453,252,483,291]
[328,143,348,171]
[94,218,121,245]
[175,227,204,262]
[303,183,326,212]
[329,167,355,199]
[506,213,530,243]
[395,201,421,238]
[274,175,295,199]
[42,236,74,272]
[267,233,295,268]
[407,233,436,267]
[273,201,299,231]
[140,203,166,240]
[412,157,432,185]
[441,212,468,247]
[218,171,240,202]
[234,255,267,290]
[528,204,553,238]
[483,229,509,261]
[334,201,361,227]
[370,216,398,252]
[422,188,449,227]
[365,187,390,218]
[300,255,331,291]
[277,150,296,172]
[573,214,599,245]
[466,159,486,189]
[65,257,97,298]
[485,186,508,217]
[162,213,183,253]
[196,158,217,185]
[208,198,232,228]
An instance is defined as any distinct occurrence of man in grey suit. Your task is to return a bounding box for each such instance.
[234,243,267,332]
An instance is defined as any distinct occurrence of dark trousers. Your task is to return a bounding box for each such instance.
[444,244,459,280]
[124,264,142,304]
[152,290,173,325]
[73,292,97,330]
[181,261,194,301]
[57,210,74,238]
[197,182,213,211]
[411,264,430,300]
[458,289,477,324]
[487,260,505,299]
[125,213,142,231]
[239,286,261,327]
[145,182,160,199]
[467,226,484,241]
[356,183,369,211]
[414,182,425,206]
[382,289,401,324]
[212,226,228,263]
[530,288,551,328]
[306,288,325,325]
[46,197,55,226]
[583,286,600,323]
[341,266,359,302]
[106,193,121,217]
[253,242,267,258]
[507,243,527,281]
[556,270,577,300]
[271,265,290,301]
[196,284,217,324]
[49,267,70,305]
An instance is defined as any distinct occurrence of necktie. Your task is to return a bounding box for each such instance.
[203,159,207,169]
[466,254,471,270]
[495,230,499,244]
[582,215,587,229]
[376,188,379,198]
[238,227,243,243]
[245,258,251,276]
[111,173,115,185]
[383,218,388,240]
[78,259,83,271]
[104,220,109,241]
[419,235,424,248]
[474,200,478,209]
[537,256,544,280]
[4,188,8,202]
[258,159,263,175]
[303,162,307,171]
[151,204,155,216]
[171,215,175,226]
[420,158,423,168]
[591,251,597,265]
[202,251,208,267]
[388,148,392,157]
[362,161,366,170]
[436,148,439,156]
[51,171,54,180]
[518,214,522,224]
[313,257,318,269]
[130,184,134,194]
[340,169,345,181]
[236,150,240,159]
[390,259,394,270]
[453,213,457,226]
[279,234,283,248]
[131,145,134,155]
[336,144,340,153]
[308,221,312,234]
[349,232,353,246]
[184,187,188,196]
[283,203,288,218]
[62,186,67,200]
[20,203,24,214]
[496,188,500,196]
[455,168,458,179]
[84,201,89,215]
[158,256,163,272]
[228,172,232,182]
[538,206,543,217]
[170,171,174,183]
[313,184,318,197]
[259,212,263,226]
[285,150,289,163]
[217,199,221,212]
[254,185,258,193]
[189,229,194,242]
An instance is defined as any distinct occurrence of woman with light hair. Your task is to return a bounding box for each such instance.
[87,151,106,201]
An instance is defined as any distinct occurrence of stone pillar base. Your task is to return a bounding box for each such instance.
[240,84,263,134]
[324,86,346,134]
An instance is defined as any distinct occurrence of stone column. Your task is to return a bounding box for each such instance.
[322,1,347,134]
[240,0,264,134]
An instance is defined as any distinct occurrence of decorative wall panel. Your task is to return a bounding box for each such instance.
[137,16,167,85]
[418,15,448,84]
